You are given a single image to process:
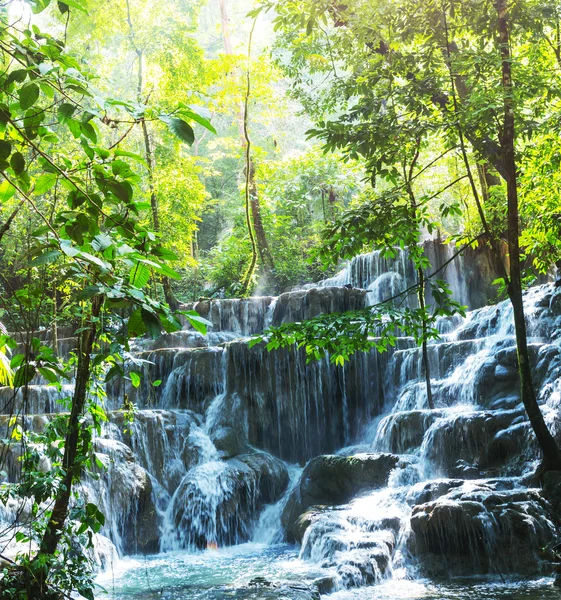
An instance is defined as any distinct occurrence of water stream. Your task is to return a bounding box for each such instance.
[1,241,561,599]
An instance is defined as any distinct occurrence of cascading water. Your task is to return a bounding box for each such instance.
[1,241,560,600]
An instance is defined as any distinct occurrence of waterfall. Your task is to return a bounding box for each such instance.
[1,240,559,600]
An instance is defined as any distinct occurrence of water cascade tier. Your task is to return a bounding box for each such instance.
[1,241,561,599]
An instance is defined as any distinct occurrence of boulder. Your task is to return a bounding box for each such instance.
[410,482,558,576]
[550,289,561,316]
[281,453,405,542]
[91,438,159,554]
[211,426,247,458]
[168,450,289,549]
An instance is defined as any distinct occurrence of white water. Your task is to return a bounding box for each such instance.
[1,242,559,599]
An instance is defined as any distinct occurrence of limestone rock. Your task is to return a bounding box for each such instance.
[410,482,558,576]
[281,453,405,541]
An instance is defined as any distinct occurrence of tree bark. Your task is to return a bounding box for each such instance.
[496,0,561,470]
[36,295,102,594]
[248,158,274,273]
[219,0,274,290]
[126,0,178,310]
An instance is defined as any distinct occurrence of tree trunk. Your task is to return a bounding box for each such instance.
[404,164,434,409]
[126,0,178,310]
[248,158,274,273]
[219,0,274,288]
[417,267,434,410]
[35,296,102,593]
[496,0,561,471]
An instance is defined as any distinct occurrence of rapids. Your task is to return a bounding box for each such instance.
[1,240,561,599]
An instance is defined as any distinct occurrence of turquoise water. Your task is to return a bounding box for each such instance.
[95,543,560,600]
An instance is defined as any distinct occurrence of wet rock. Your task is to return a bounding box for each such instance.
[272,286,366,326]
[313,576,338,595]
[421,409,528,477]
[151,330,208,350]
[109,409,202,492]
[494,364,518,382]
[167,450,288,549]
[91,438,159,554]
[281,453,407,541]
[550,289,561,315]
[111,347,225,413]
[220,581,321,600]
[410,483,558,576]
[374,410,445,453]
[211,426,247,458]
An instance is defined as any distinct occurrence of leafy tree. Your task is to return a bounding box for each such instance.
[0,1,210,596]
[256,0,561,470]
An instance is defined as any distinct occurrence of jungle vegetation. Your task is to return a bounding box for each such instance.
[0,0,560,597]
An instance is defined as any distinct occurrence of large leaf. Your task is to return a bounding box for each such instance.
[10,152,25,175]
[30,0,51,13]
[177,107,217,134]
[127,308,147,337]
[160,116,195,146]
[0,140,11,161]
[0,180,15,203]
[29,250,61,266]
[181,310,211,335]
[129,262,151,289]
[34,173,57,195]
[141,309,161,338]
[18,83,40,110]
[57,102,77,123]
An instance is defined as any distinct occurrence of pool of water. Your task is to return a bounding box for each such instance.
[95,543,560,600]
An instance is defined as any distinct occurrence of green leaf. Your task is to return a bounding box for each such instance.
[18,83,40,110]
[129,372,141,388]
[39,367,59,383]
[30,0,51,13]
[161,116,195,146]
[13,364,35,388]
[177,107,217,134]
[34,173,57,195]
[129,262,151,289]
[0,180,15,202]
[141,308,161,338]
[127,308,147,337]
[105,364,124,382]
[57,102,77,123]
[114,150,148,167]
[182,310,211,335]
[152,379,162,387]
[29,250,61,266]
[7,70,27,84]
[10,152,25,175]
[10,354,25,368]
[60,0,87,11]
[92,233,112,251]
[0,140,11,161]
[107,180,132,203]
[67,118,82,138]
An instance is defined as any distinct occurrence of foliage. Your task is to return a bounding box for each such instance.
[0,1,211,597]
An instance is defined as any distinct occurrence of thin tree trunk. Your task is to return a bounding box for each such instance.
[38,295,102,572]
[126,0,178,310]
[417,267,434,410]
[248,159,274,272]
[403,155,434,409]
[496,0,561,470]
[219,0,274,290]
